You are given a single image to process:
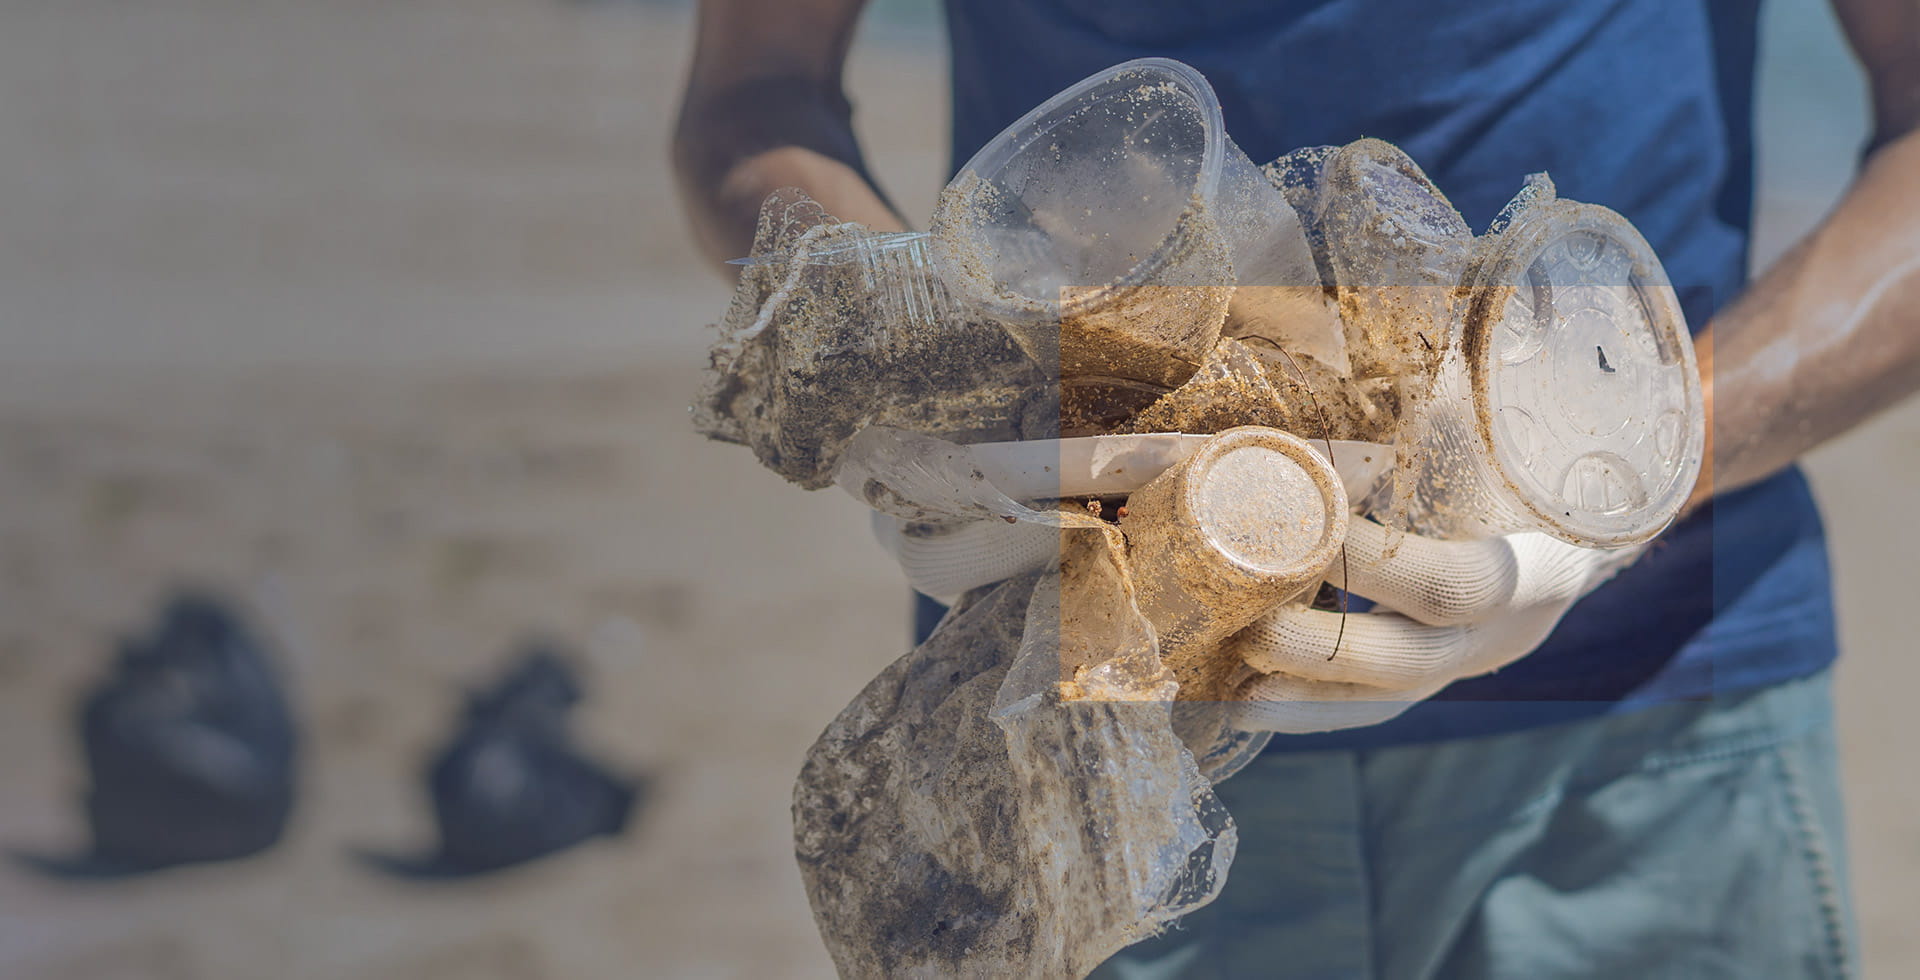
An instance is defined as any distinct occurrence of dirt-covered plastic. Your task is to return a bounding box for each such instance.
[930,58,1319,390]
[692,57,1708,980]
[692,191,1052,489]
[795,426,1300,977]
[1267,140,1705,546]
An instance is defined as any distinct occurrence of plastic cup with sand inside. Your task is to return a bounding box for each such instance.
[1119,426,1348,701]
[931,58,1318,390]
[1312,139,1477,384]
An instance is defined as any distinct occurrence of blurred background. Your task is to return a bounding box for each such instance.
[0,0,1909,976]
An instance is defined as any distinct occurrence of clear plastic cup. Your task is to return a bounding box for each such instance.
[1313,139,1476,384]
[1120,427,1348,700]
[931,58,1318,389]
[1372,186,1704,547]
[1275,146,1704,547]
[1424,194,1706,546]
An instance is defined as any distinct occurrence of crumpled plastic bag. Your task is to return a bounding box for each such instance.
[16,593,298,878]
[360,644,642,878]
[693,192,1054,489]
[792,428,1265,978]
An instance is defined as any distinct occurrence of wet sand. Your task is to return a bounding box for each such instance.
[0,1,1912,976]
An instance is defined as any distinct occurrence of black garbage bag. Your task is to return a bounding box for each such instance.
[17,593,299,878]
[361,644,641,878]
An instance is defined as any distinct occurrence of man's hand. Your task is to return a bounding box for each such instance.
[672,0,906,270]
[872,513,1062,603]
[870,507,1638,734]
[1227,522,1639,733]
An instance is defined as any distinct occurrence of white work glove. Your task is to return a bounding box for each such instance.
[1227,519,1641,734]
[861,432,1224,602]
[864,433,1387,603]
[871,512,1059,603]
[871,501,1640,734]
[855,431,1640,735]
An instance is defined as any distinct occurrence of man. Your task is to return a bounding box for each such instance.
[675,0,1918,974]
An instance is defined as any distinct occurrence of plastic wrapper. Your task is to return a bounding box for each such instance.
[794,428,1265,978]
[693,192,1053,489]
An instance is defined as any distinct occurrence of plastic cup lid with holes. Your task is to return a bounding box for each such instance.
[1466,202,1706,547]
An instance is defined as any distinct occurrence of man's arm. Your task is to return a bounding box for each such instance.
[1690,0,1920,507]
[672,0,907,270]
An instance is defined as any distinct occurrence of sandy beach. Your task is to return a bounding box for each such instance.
[0,1,1913,976]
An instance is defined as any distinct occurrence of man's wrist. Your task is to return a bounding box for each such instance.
[1681,327,1715,517]
[675,79,901,266]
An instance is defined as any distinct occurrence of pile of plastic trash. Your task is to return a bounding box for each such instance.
[695,58,1704,979]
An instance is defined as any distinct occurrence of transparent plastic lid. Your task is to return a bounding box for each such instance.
[1467,202,1705,546]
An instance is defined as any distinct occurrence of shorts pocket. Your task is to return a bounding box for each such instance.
[1768,729,1857,979]
[1434,720,1857,979]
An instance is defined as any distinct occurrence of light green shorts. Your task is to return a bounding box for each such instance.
[1093,671,1856,979]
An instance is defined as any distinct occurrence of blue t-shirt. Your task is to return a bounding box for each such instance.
[936,0,1839,747]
